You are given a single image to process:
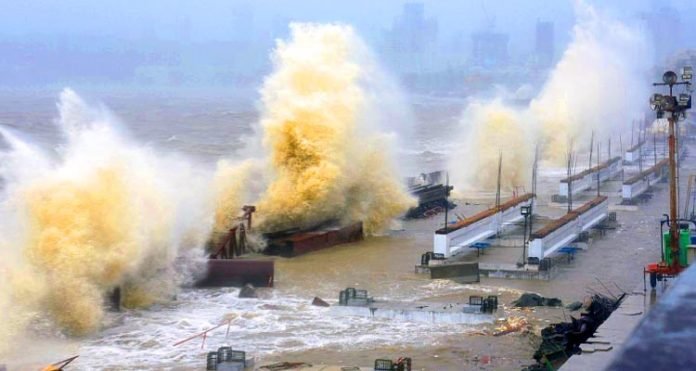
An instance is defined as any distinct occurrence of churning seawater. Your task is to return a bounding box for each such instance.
[0,90,670,370]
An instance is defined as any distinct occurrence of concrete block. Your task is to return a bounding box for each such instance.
[430,262,480,282]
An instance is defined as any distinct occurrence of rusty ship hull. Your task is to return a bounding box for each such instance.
[263,221,364,257]
[195,258,275,288]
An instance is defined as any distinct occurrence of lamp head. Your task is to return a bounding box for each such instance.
[650,93,663,111]
[663,70,678,85]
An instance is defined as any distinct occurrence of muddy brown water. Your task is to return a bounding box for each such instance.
[0,91,687,370]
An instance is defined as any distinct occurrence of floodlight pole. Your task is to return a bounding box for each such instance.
[521,205,531,264]
[652,70,691,271]
[668,114,678,265]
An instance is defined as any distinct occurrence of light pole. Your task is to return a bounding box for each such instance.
[649,67,692,272]
[521,205,532,265]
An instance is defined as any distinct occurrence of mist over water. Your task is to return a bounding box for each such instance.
[0,1,675,368]
[0,89,213,350]
[0,23,417,354]
[532,2,651,161]
[450,2,651,191]
[214,23,415,236]
[450,99,534,192]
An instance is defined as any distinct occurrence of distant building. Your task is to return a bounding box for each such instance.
[535,20,554,67]
[471,31,509,67]
[383,2,439,73]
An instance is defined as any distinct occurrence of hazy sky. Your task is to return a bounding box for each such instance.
[0,0,690,88]
[0,1,659,42]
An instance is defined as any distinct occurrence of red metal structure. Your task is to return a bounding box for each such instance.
[264,222,364,257]
[173,319,235,349]
[197,205,275,288]
[210,205,256,259]
[41,356,79,371]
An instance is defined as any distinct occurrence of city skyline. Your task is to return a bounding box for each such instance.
[0,0,691,88]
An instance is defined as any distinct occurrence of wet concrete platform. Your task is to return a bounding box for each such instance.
[330,300,496,325]
[605,263,696,370]
[415,260,480,282]
[417,210,612,281]
[423,242,564,281]
[479,261,555,280]
[258,365,371,370]
[560,288,650,370]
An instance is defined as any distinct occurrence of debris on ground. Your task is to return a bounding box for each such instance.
[238,283,258,298]
[565,301,583,311]
[311,297,330,307]
[521,293,625,371]
[259,362,312,370]
[511,293,563,307]
[493,316,530,336]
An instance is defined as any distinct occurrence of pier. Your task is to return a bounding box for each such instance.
[528,196,609,260]
[557,157,622,200]
[624,140,645,163]
[621,158,669,204]
[433,193,534,258]
[330,288,498,325]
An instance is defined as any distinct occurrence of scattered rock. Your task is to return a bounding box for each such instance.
[311,296,330,307]
[512,293,563,307]
[239,283,258,298]
[566,301,583,311]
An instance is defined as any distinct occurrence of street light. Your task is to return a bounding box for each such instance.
[650,93,664,111]
[682,66,693,81]
[679,93,691,107]
[520,205,532,266]
[663,70,679,85]
[650,68,692,273]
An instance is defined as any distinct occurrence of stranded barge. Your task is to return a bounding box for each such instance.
[197,207,364,287]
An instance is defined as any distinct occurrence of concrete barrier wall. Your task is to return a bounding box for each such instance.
[577,198,609,232]
[500,201,527,227]
[434,216,497,257]
[429,262,479,282]
[559,158,622,197]
[621,171,663,200]
[624,147,641,162]
[622,179,650,200]
[594,160,623,183]
[624,141,645,163]
[529,219,578,259]
[528,197,609,259]
[433,195,534,258]
[621,159,668,202]
[559,174,592,197]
